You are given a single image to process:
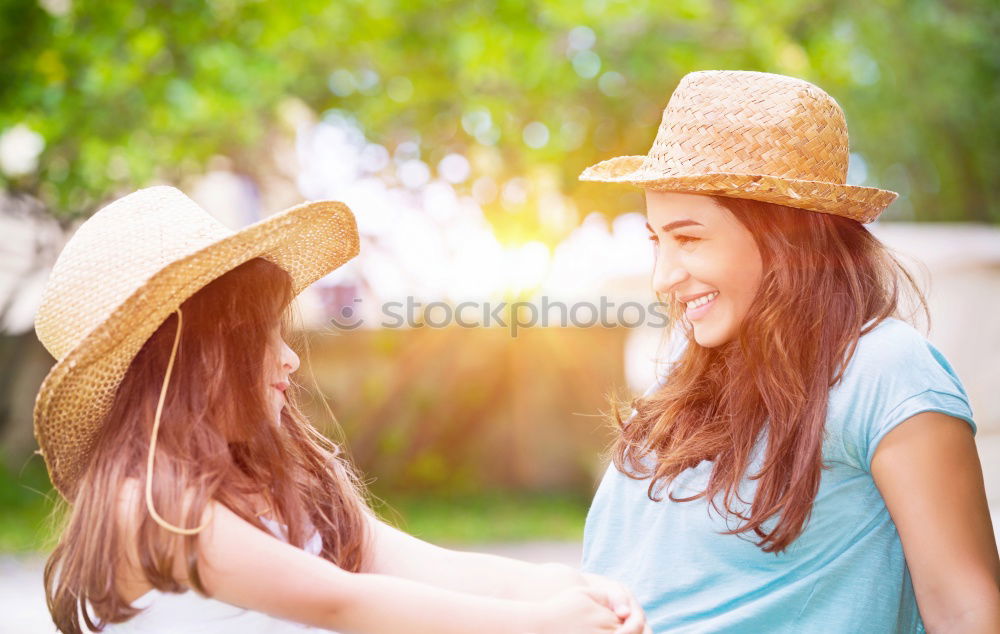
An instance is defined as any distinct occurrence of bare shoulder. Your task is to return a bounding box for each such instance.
[112,477,213,601]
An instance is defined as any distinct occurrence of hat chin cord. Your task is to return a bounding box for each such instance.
[144,307,210,536]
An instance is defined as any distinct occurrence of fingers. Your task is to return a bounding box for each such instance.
[573,586,625,618]
[579,583,614,607]
[578,573,649,634]
[582,589,627,632]
[581,574,630,616]
[613,589,648,634]
[613,607,645,634]
[607,583,631,619]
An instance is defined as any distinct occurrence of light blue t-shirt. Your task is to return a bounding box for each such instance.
[582,318,976,633]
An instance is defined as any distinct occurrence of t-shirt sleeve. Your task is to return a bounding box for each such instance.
[839,321,976,473]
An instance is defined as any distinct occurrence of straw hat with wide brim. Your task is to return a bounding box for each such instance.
[33,186,359,499]
[580,70,897,223]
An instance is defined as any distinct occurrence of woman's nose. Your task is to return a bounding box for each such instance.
[652,254,689,296]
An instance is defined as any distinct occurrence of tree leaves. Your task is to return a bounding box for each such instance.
[1,0,996,224]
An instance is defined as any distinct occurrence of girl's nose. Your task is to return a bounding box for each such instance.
[281,341,300,373]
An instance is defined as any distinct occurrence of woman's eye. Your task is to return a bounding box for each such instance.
[674,235,699,246]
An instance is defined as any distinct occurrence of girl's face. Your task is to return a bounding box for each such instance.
[267,324,300,425]
[645,191,763,348]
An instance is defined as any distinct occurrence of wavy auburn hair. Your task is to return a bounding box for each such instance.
[614,196,925,554]
[44,257,371,633]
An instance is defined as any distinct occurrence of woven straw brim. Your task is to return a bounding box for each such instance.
[580,155,897,224]
[34,201,358,499]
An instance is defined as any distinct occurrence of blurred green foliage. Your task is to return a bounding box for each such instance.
[371,489,589,544]
[0,457,58,552]
[0,457,588,552]
[1,0,997,230]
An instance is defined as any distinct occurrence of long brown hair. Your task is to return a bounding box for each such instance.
[614,196,926,554]
[44,257,371,633]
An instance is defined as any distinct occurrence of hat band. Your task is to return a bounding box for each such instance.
[144,307,209,536]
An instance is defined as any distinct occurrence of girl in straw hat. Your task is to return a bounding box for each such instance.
[34,186,649,633]
[578,70,1000,632]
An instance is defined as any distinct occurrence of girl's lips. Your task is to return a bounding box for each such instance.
[272,382,288,393]
[685,293,718,321]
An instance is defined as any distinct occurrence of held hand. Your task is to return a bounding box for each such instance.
[531,562,587,596]
[581,573,651,634]
[532,586,622,633]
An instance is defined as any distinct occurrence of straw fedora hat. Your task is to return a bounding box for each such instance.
[579,69,897,223]
[33,186,359,499]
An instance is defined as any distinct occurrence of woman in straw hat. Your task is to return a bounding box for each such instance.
[34,186,649,633]
[578,70,1000,632]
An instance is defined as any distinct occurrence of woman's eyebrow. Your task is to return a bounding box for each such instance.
[660,219,703,232]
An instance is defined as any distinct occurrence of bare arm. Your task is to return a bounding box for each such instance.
[365,514,650,634]
[872,411,1000,633]
[178,502,620,634]
[364,513,583,599]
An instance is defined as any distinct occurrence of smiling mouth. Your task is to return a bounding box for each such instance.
[684,291,718,319]
[686,292,718,308]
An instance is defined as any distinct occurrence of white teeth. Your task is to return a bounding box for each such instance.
[686,292,718,309]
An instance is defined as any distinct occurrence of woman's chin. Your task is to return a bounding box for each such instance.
[691,321,736,348]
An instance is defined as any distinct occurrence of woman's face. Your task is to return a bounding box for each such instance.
[645,191,763,348]
[267,324,300,425]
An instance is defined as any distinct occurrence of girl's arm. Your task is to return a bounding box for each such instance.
[364,514,650,634]
[364,513,583,598]
[179,501,621,634]
[872,411,1000,633]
